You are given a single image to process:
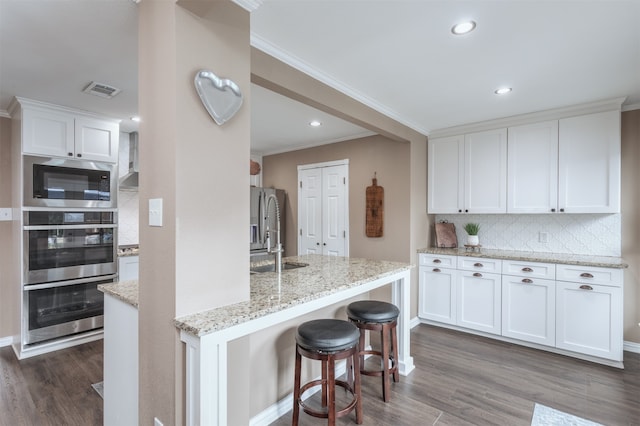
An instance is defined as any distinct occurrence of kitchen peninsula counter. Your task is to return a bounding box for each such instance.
[176,254,414,426]
[98,280,139,308]
[417,247,628,269]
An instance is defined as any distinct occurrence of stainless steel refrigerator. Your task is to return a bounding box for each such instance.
[250,187,286,256]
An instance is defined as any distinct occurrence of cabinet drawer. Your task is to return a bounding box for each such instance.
[502,260,555,280]
[419,253,456,269]
[556,264,622,287]
[457,256,502,273]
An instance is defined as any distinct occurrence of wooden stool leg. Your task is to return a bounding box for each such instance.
[353,344,363,424]
[381,324,391,402]
[321,359,328,407]
[391,323,400,382]
[327,355,336,426]
[292,347,302,426]
[358,329,366,371]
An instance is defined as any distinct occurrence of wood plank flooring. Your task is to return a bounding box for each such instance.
[0,326,638,426]
[0,340,103,426]
[271,325,640,426]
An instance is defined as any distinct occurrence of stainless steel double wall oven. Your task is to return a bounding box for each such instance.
[22,156,117,345]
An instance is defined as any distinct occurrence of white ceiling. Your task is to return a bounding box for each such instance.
[1,1,639,154]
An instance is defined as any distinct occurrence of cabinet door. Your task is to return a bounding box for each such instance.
[558,110,621,213]
[74,117,119,163]
[464,129,507,213]
[556,281,623,361]
[118,256,139,281]
[427,136,464,213]
[502,275,555,346]
[456,271,501,335]
[22,107,75,158]
[419,266,457,324]
[507,121,559,213]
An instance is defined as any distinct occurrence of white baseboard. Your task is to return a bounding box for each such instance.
[410,316,421,329]
[624,340,640,354]
[0,336,15,348]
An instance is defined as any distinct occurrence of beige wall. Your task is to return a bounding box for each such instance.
[621,109,640,344]
[0,116,18,341]
[138,2,250,424]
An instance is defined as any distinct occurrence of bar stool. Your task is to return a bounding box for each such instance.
[293,319,363,425]
[347,300,399,402]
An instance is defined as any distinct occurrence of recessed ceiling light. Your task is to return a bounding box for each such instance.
[309,120,322,127]
[494,87,513,95]
[451,21,476,35]
[131,116,141,122]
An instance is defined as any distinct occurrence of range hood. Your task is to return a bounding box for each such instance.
[119,131,139,188]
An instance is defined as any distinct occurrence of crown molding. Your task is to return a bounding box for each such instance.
[429,97,627,138]
[622,102,640,112]
[232,0,263,12]
[250,32,429,136]
[0,110,10,119]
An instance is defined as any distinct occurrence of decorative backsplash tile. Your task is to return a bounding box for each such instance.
[118,189,139,246]
[435,214,621,256]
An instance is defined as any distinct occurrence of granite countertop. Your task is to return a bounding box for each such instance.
[98,280,139,308]
[174,254,412,338]
[118,245,139,257]
[417,247,628,269]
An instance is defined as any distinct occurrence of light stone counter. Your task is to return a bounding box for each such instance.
[98,280,139,308]
[417,247,628,269]
[175,254,412,337]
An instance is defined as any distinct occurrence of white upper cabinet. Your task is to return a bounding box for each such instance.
[507,120,559,213]
[17,98,119,163]
[464,128,507,214]
[427,135,464,213]
[558,110,620,213]
[428,129,507,214]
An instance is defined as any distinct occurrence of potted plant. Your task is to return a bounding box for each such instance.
[463,223,480,246]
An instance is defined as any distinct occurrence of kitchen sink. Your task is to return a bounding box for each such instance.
[250,262,308,273]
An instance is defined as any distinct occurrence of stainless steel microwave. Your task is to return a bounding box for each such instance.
[24,155,117,208]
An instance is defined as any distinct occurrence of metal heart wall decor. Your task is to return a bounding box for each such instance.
[194,69,243,125]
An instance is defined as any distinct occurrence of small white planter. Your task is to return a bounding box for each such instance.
[466,235,479,246]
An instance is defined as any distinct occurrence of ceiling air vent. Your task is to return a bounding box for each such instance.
[82,81,121,99]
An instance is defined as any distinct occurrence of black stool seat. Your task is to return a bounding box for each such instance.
[347,300,399,323]
[296,319,361,352]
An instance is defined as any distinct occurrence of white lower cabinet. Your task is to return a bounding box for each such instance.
[556,280,623,361]
[457,270,501,335]
[502,275,555,346]
[418,254,624,365]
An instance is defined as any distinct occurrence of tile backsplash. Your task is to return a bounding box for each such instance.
[435,214,621,257]
[118,189,139,246]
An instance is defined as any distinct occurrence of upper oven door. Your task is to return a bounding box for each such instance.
[24,155,117,208]
[23,211,117,284]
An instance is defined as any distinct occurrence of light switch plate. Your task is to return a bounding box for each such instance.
[149,198,163,227]
[0,208,12,221]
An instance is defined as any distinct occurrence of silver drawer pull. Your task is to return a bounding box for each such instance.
[522,267,533,272]
[473,272,483,277]
[522,278,533,284]
[433,259,442,264]
[433,268,441,273]
[579,285,593,291]
[580,273,594,278]
[473,262,483,267]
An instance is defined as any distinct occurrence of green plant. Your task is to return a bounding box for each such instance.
[463,223,480,235]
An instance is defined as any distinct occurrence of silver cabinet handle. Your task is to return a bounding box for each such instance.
[522,267,533,272]
[433,268,441,273]
[522,278,533,284]
[473,262,483,267]
[580,273,594,278]
[579,285,593,291]
[433,259,442,264]
[473,272,483,277]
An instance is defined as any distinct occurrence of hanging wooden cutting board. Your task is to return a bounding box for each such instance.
[366,176,384,237]
[435,222,458,248]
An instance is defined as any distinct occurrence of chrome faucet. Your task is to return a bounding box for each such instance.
[265,193,283,273]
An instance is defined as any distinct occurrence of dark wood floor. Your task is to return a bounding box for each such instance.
[1,326,639,426]
[0,340,103,426]
[272,324,640,426]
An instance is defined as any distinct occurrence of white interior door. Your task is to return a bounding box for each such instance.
[298,161,348,256]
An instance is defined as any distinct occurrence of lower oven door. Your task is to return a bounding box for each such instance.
[23,275,114,345]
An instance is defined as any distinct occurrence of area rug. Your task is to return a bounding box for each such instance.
[91,381,104,399]
[531,403,602,426]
